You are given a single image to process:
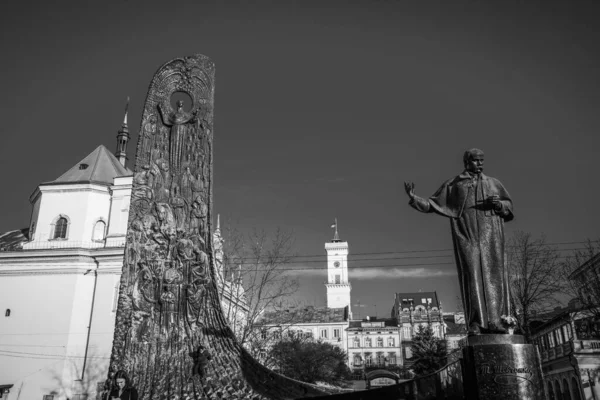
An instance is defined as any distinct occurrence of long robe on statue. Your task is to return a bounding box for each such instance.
[410,171,513,332]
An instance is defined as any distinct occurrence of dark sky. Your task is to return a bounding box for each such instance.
[1,0,598,315]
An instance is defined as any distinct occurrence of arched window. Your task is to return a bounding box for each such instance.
[92,220,106,241]
[555,380,563,400]
[571,377,581,400]
[562,378,571,400]
[53,216,69,239]
[5,309,10,317]
[353,354,362,366]
[548,382,555,400]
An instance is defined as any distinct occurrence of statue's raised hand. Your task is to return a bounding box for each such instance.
[404,181,415,200]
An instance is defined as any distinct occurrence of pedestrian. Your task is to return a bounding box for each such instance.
[108,370,139,400]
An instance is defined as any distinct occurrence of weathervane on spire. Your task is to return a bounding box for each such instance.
[124,96,129,124]
[331,218,340,242]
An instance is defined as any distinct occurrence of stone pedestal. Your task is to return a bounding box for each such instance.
[462,334,547,400]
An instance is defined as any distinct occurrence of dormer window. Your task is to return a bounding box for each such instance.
[79,163,89,170]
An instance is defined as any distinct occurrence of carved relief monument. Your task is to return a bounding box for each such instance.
[108,55,332,399]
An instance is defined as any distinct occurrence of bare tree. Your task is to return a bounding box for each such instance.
[220,224,300,357]
[559,239,600,316]
[46,349,109,400]
[507,231,563,341]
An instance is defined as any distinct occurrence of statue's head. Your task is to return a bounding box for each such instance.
[463,148,484,174]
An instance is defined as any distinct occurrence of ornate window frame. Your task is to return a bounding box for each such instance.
[50,214,70,241]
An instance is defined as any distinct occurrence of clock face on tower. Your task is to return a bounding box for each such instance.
[334,261,340,268]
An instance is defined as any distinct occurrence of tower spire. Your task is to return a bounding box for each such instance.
[115,97,130,167]
[332,218,340,242]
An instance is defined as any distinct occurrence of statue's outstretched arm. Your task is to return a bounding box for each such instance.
[409,195,432,213]
[404,181,432,212]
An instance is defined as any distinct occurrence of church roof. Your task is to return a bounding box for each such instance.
[259,306,349,325]
[45,145,132,186]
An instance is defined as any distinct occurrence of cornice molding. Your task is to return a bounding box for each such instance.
[0,247,124,275]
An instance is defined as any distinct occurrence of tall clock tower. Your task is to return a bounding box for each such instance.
[325,220,351,316]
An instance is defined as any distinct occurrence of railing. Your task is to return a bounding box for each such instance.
[574,339,600,352]
[19,239,126,250]
[541,341,573,362]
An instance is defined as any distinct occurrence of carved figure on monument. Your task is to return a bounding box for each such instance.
[181,166,195,200]
[155,203,175,234]
[190,199,208,239]
[404,148,513,335]
[170,187,188,232]
[159,286,178,331]
[150,142,161,164]
[140,114,157,162]
[191,171,205,198]
[152,161,172,203]
[159,100,196,174]
[132,165,154,211]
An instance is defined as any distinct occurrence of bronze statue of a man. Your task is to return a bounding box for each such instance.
[404,148,514,334]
